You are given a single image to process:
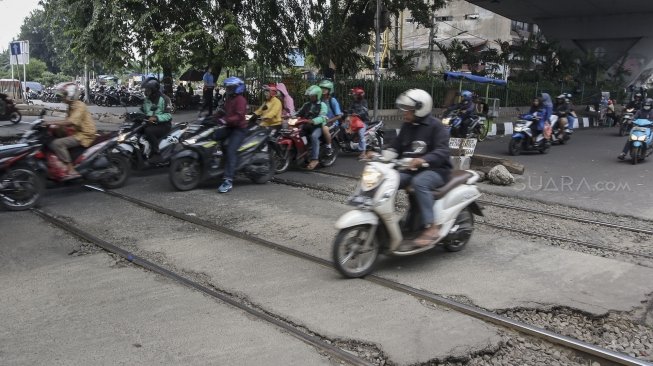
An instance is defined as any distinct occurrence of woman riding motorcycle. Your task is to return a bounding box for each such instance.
[319,80,340,156]
[250,84,282,128]
[294,85,328,170]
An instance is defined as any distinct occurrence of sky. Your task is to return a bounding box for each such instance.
[0,0,42,51]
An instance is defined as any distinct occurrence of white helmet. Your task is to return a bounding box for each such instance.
[55,82,80,101]
[395,89,433,118]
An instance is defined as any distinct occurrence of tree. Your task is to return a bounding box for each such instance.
[18,9,61,73]
[25,59,48,81]
[389,50,418,77]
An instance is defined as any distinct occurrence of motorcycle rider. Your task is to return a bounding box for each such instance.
[445,90,476,138]
[250,84,282,128]
[553,94,571,140]
[45,82,97,180]
[626,92,644,111]
[618,98,653,160]
[140,78,172,162]
[345,87,370,159]
[213,77,248,193]
[295,85,328,170]
[525,96,548,144]
[387,89,452,249]
[0,92,7,116]
[319,80,340,156]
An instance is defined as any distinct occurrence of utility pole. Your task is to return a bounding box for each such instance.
[428,11,435,75]
[373,0,381,122]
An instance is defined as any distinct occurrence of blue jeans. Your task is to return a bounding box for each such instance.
[310,126,322,160]
[214,127,247,180]
[399,170,445,226]
[358,126,367,151]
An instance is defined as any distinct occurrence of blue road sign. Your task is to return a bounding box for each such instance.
[10,42,21,56]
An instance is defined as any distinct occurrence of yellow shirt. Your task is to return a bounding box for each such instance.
[68,100,97,147]
[255,97,282,127]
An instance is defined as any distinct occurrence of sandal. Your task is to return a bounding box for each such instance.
[306,160,319,170]
[413,225,441,247]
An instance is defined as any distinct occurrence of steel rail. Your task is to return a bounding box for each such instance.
[82,185,652,366]
[32,207,374,366]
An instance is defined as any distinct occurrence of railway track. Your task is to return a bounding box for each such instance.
[33,184,648,366]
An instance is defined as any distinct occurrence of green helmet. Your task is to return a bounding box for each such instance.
[318,80,334,94]
[305,85,322,97]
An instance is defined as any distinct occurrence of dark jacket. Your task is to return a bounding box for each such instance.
[220,94,248,129]
[347,100,370,123]
[391,114,452,180]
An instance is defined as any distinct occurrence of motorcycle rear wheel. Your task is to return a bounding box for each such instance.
[169,156,201,191]
[0,167,44,211]
[248,148,275,184]
[332,224,379,278]
[10,111,21,124]
[100,154,131,189]
[319,143,338,167]
[444,207,474,252]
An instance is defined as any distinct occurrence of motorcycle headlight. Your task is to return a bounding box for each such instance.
[442,118,451,126]
[638,135,647,141]
[630,134,639,141]
[361,165,383,191]
[184,138,197,145]
[117,133,128,142]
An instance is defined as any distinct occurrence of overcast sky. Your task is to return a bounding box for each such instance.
[1,0,42,52]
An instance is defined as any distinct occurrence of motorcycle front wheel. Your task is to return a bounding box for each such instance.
[332,224,379,278]
[508,138,522,156]
[10,111,22,124]
[0,167,44,211]
[631,146,641,165]
[100,154,131,189]
[169,156,201,191]
[274,145,291,174]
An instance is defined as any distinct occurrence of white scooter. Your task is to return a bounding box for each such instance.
[331,143,484,278]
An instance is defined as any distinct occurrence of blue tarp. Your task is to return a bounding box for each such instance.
[444,71,507,86]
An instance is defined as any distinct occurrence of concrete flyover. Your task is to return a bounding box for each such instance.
[469,0,653,87]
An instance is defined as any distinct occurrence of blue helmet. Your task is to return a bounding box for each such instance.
[224,77,245,94]
[461,90,473,101]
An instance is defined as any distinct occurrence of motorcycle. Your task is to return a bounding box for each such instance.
[331,142,484,278]
[113,112,192,169]
[332,117,385,154]
[17,111,131,188]
[0,139,45,211]
[169,121,276,191]
[1,98,22,124]
[273,117,339,174]
[627,118,653,165]
[548,115,572,145]
[618,108,636,136]
[442,111,483,139]
[508,114,550,155]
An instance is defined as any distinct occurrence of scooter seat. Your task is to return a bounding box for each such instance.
[432,170,473,199]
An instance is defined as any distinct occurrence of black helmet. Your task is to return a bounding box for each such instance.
[644,98,653,110]
[141,77,160,97]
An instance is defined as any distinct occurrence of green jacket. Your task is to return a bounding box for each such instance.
[296,101,328,126]
[141,96,172,123]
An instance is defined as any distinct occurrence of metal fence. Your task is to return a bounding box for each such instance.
[241,73,630,112]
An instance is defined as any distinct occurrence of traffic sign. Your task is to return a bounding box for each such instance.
[10,42,21,56]
[9,41,29,65]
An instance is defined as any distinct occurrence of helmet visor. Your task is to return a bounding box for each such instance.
[396,102,416,112]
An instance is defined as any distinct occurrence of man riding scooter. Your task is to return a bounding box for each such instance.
[385,89,452,250]
[618,98,653,160]
[45,82,97,180]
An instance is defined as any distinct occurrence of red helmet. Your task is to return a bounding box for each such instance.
[263,83,277,97]
[350,87,365,97]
